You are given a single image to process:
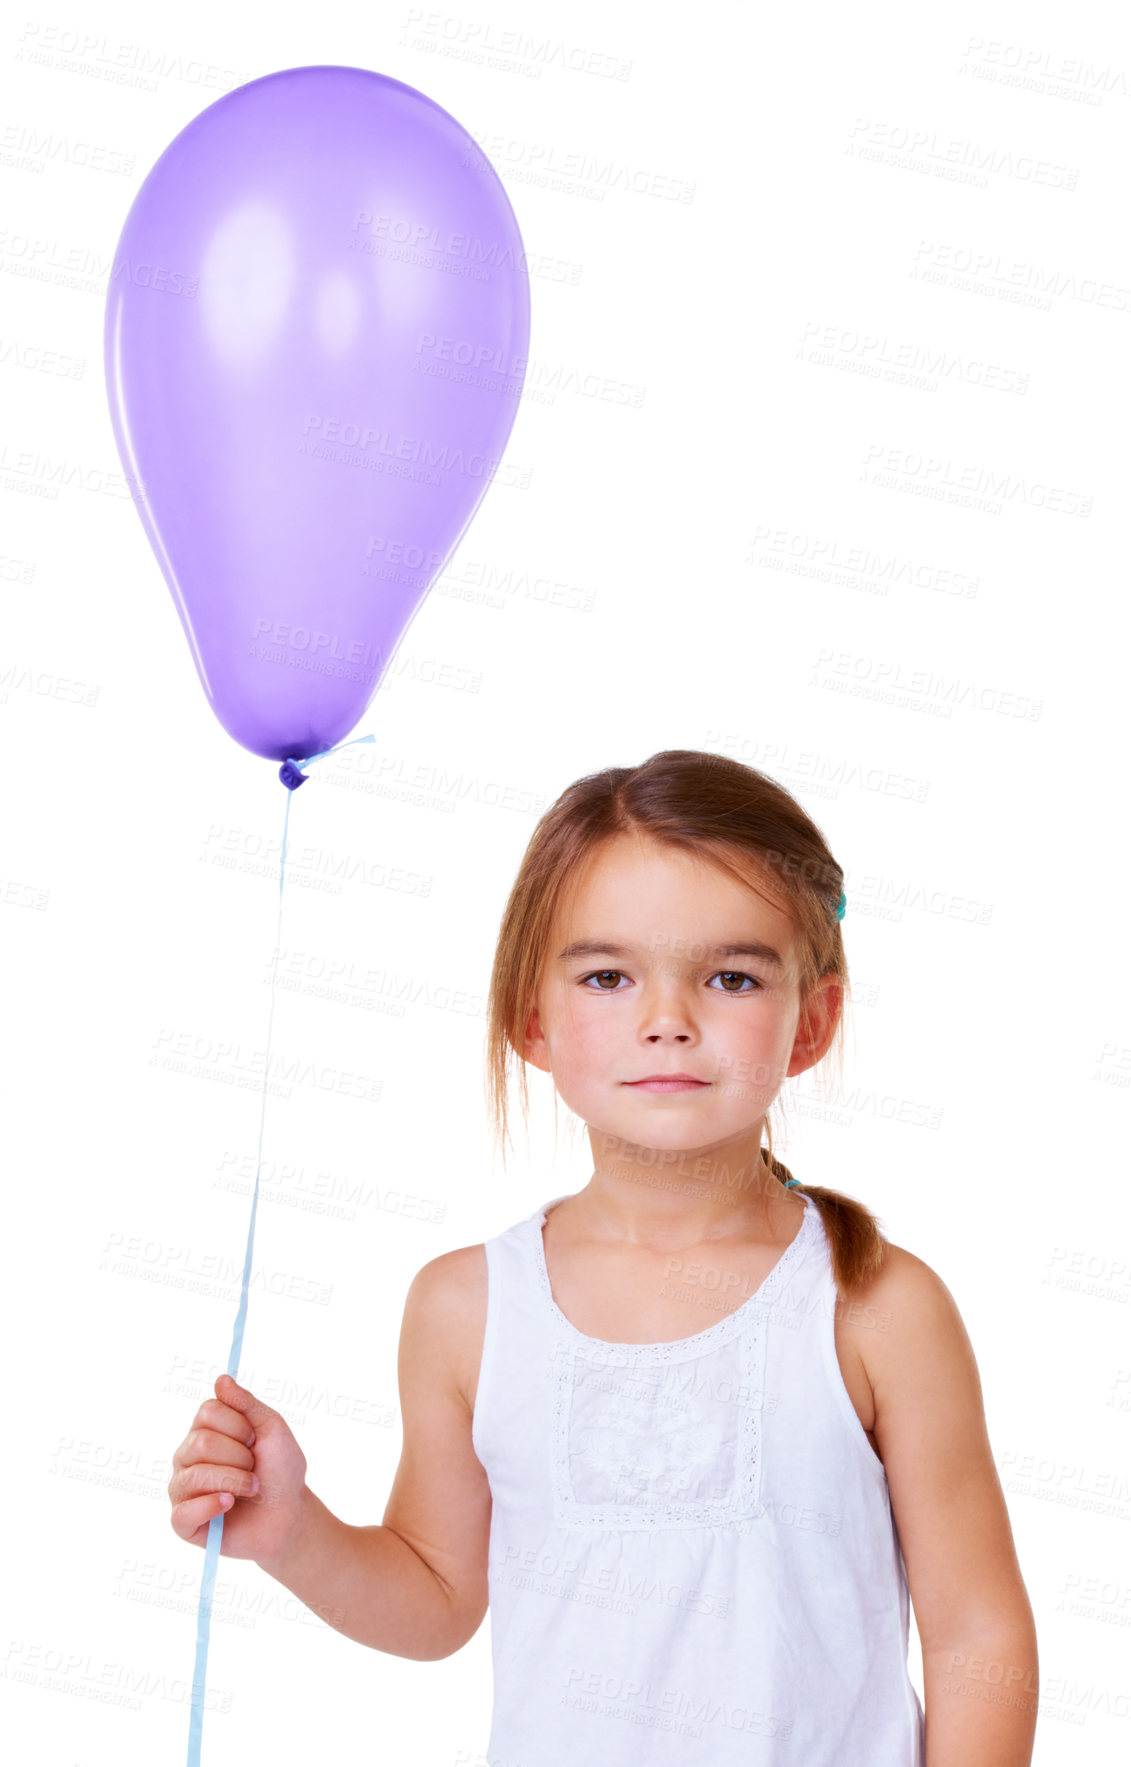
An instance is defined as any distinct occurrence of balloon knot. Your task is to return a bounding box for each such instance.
[279,759,310,790]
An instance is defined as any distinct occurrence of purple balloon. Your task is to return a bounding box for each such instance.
[105,65,530,763]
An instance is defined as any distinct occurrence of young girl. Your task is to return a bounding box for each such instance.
[168,748,1038,1765]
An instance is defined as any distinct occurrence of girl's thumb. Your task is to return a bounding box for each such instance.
[217,1372,257,1410]
[215,1372,274,1430]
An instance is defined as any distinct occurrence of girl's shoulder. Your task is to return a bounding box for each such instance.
[835,1236,954,1318]
[834,1238,988,1457]
[835,1238,969,1374]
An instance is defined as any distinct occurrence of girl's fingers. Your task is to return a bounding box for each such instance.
[173,1426,255,1473]
[171,1491,234,1542]
[194,1398,257,1447]
[169,1460,260,1506]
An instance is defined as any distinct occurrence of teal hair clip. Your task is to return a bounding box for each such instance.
[784,1177,801,1189]
[835,890,846,922]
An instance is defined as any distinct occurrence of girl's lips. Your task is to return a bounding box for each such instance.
[624,1077,709,1092]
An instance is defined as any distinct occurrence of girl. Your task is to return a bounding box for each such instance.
[168,749,1038,1765]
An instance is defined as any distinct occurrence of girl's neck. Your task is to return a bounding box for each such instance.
[565,1144,795,1251]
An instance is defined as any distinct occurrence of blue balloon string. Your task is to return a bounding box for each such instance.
[186,732,375,1766]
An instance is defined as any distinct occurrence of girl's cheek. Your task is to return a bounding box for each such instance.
[558,1006,617,1069]
[572,1018,613,1064]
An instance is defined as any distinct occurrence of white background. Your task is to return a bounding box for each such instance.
[2,1,1129,1762]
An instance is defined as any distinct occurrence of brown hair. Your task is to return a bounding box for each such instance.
[483,749,887,1295]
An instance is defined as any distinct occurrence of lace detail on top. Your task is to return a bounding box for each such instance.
[527,1197,819,1530]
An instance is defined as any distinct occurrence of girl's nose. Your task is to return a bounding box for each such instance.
[638,990,699,1042]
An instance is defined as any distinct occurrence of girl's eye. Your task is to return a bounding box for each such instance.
[709,970,761,993]
[579,970,762,993]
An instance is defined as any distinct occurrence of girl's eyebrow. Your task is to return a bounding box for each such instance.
[556,938,785,971]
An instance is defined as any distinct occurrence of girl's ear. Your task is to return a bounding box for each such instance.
[523,1005,552,1074]
[786,975,842,1077]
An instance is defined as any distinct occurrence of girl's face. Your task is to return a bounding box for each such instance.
[524,834,840,1166]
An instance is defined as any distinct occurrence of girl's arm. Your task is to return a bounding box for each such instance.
[257,1246,492,1661]
[848,1246,1039,1767]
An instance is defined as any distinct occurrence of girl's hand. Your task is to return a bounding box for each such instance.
[167,1373,308,1563]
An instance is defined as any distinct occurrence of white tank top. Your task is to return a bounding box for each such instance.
[472,1190,926,1766]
